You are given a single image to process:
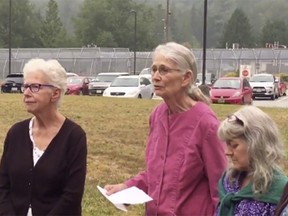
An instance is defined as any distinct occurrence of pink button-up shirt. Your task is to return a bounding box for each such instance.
[126,102,227,216]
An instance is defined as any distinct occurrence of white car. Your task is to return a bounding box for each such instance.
[66,72,79,78]
[88,72,129,95]
[139,67,152,82]
[249,73,278,100]
[103,75,154,99]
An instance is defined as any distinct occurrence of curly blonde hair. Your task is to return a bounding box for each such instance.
[218,106,285,194]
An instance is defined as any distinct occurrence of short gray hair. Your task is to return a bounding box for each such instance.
[23,58,67,105]
[152,42,210,104]
[218,106,285,194]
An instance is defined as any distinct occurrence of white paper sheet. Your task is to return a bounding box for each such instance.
[97,185,153,212]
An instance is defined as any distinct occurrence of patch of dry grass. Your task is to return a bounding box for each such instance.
[0,94,287,215]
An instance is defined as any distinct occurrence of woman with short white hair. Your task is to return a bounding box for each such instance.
[0,58,87,215]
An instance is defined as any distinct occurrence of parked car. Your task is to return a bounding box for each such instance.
[66,76,92,95]
[210,77,253,105]
[88,72,129,96]
[276,76,287,97]
[103,75,154,99]
[249,73,278,100]
[66,72,79,78]
[195,72,216,86]
[1,73,24,93]
[139,67,152,81]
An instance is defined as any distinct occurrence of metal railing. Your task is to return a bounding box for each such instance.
[1,47,288,80]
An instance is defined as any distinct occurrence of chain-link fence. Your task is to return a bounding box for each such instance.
[1,47,288,80]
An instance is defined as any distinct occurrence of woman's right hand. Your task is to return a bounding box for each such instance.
[104,183,128,196]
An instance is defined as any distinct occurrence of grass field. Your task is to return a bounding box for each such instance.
[0,94,287,216]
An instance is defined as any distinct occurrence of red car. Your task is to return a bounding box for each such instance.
[276,77,287,97]
[210,77,253,105]
[66,76,92,95]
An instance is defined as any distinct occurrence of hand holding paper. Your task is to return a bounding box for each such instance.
[97,185,153,212]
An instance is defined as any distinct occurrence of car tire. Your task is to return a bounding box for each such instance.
[138,94,142,99]
[271,94,275,100]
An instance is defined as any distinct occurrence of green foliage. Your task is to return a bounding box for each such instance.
[0,0,42,48]
[218,8,254,48]
[1,0,288,49]
[280,73,288,82]
[39,0,68,48]
[224,72,238,77]
[73,0,159,50]
[260,20,288,46]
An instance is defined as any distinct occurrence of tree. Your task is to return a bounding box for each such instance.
[260,19,288,47]
[218,8,254,48]
[0,0,42,48]
[73,0,158,50]
[39,0,68,47]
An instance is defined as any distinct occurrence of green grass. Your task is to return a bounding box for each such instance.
[0,94,287,216]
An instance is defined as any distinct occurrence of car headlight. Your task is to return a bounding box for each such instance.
[265,86,273,90]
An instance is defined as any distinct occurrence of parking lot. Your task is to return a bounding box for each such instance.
[253,92,288,108]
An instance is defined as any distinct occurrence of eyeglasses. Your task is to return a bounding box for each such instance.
[151,65,181,76]
[21,83,56,93]
[227,114,244,126]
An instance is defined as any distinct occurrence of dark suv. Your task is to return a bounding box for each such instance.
[1,73,24,93]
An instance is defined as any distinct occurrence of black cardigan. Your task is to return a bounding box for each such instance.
[0,118,87,216]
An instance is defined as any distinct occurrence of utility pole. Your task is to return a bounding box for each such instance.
[130,10,137,75]
[165,0,170,42]
[162,0,170,42]
[202,0,208,85]
[8,0,12,75]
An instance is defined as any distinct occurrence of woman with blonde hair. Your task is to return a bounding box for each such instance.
[216,106,288,216]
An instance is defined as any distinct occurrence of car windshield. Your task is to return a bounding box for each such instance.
[93,75,119,82]
[67,77,82,84]
[250,75,274,82]
[213,79,241,89]
[5,77,23,82]
[5,74,23,83]
[111,77,138,87]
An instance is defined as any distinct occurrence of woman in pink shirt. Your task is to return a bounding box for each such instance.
[105,42,227,215]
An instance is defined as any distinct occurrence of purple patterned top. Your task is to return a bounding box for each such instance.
[216,172,276,216]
